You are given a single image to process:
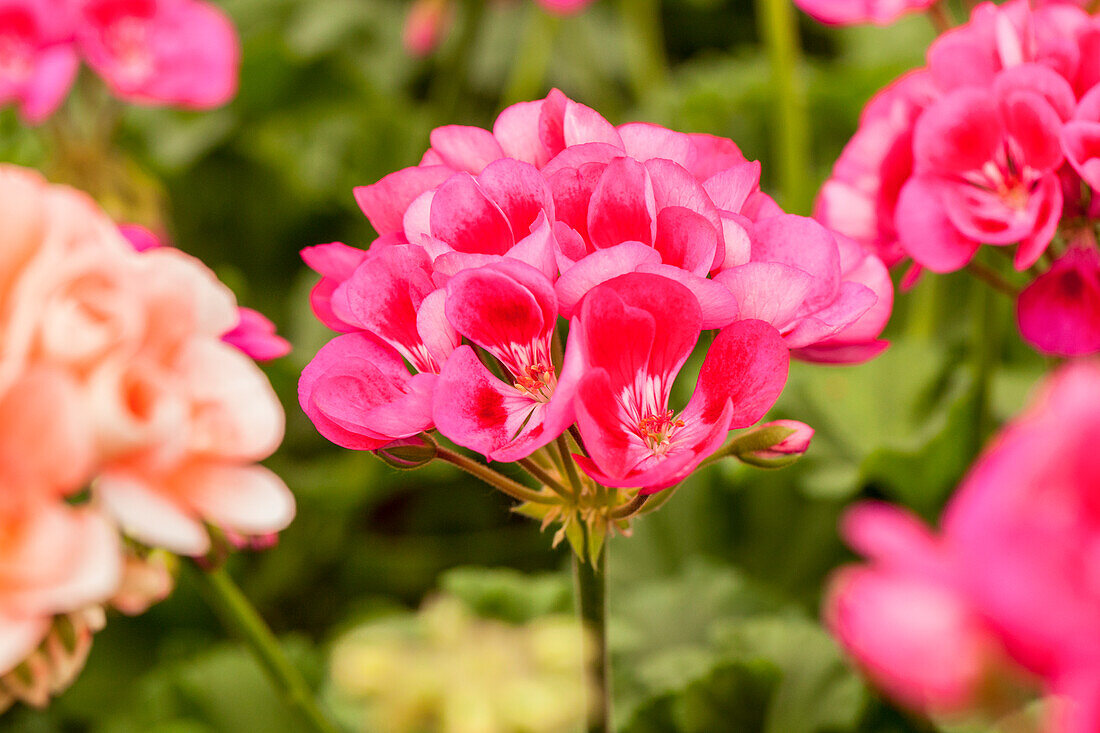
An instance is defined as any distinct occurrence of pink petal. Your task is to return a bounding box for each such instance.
[634,263,739,329]
[714,262,816,331]
[645,158,724,239]
[428,125,505,174]
[617,122,693,167]
[19,46,78,124]
[429,172,514,254]
[432,346,535,458]
[685,319,789,429]
[493,99,550,167]
[586,156,656,249]
[1017,247,1100,357]
[416,288,461,367]
[652,206,718,276]
[475,158,554,239]
[685,133,747,180]
[1013,174,1062,271]
[783,281,878,349]
[444,263,551,351]
[353,165,453,236]
[222,307,291,361]
[896,177,980,273]
[97,472,211,556]
[585,273,701,384]
[702,161,762,214]
[555,242,662,318]
[181,463,295,535]
[750,214,841,312]
[913,89,1002,176]
[0,615,48,675]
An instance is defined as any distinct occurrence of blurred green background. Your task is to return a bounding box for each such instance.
[0,0,1056,730]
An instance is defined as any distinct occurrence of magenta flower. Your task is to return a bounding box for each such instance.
[896,64,1070,273]
[1064,85,1100,192]
[76,0,239,108]
[792,0,936,26]
[828,362,1100,731]
[570,273,789,493]
[434,260,583,461]
[0,0,78,123]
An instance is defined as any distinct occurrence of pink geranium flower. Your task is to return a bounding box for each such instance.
[570,273,789,493]
[434,260,582,461]
[896,64,1071,272]
[0,0,78,123]
[76,0,239,108]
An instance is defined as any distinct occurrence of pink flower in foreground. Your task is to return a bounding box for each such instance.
[434,260,583,461]
[0,0,78,123]
[828,362,1100,731]
[76,0,240,108]
[793,0,936,26]
[570,273,789,493]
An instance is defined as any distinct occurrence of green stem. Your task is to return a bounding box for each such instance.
[970,283,1000,453]
[185,563,340,733]
[517,456,570,496]
[966,260,1020,297]
[574,527,610,733]
[905,272,940,340]
[617,0,669,100]
[756,0,811,213]
[502,5,560,105]
[556,433,585,501]
[436,447,559,504]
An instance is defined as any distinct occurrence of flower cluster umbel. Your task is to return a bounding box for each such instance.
[0,0,240,124]
[0,165,293,710]
[815,0,1100,355]
[300,89,887,558]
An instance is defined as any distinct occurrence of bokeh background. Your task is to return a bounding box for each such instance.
[0,0,1055,730]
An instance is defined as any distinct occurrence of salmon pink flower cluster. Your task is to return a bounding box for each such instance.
[816,0,1100,355]
[827,362,1100,732]
[0,0,239,124]
[0,165,292,709]
[300,90,890,518]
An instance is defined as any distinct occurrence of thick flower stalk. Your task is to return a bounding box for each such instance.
[0,165,299,714]
[826,361,1100,733]
[300,90,889,731]
[815,0,1100,355]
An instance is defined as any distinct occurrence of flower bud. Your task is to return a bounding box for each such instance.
[111,550,177,615]
[403,0,452,57]
[726,420,813,468]
[376,435,438,470]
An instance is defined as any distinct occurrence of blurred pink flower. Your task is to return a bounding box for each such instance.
[0,0,79,123]
[793,0,936,26]
[76,0,239,108]
[828,362,1100,730]
[402,0,451,57]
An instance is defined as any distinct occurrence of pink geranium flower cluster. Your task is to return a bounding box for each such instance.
[300,90,891,496]
[816,0,1100,355]
[827,362,1100,733]
[0,0,239,124]
[0,165,292,708]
